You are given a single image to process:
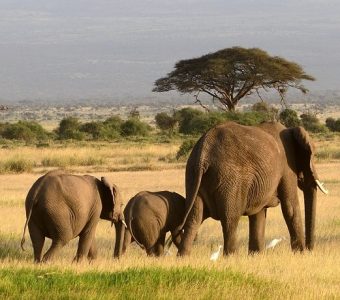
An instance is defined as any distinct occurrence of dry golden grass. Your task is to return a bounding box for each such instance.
[0,142,184,174]
[0,162,339,298]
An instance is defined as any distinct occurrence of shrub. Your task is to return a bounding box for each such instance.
[56,117,85,140]
[325,117,340,132]
[300,113,328,133]
[0,158,34,173]
[175,108,228,135]
[225,111,269,126]
[174,108,205,134]
[0,121,50,142]
[102,116,123,139]
[80,121,103,140]
[279,109,301,128]
[251,102,278,121]
[176,139,197,160]
[155,112,177,133]
[120,118,151,137]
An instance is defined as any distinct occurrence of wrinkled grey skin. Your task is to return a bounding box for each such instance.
[178,121,323,256]
[118,191,185,257]
[21,170,125,262]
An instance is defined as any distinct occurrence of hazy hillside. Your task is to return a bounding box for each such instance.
[0,0,339,103]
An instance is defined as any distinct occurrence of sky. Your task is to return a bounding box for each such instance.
[0,0,339,103]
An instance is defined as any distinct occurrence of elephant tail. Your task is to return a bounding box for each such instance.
[21,203,33,251]
[178,160,206,232]
[129,216,145,250]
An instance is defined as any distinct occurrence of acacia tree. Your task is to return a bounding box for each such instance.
[153,47,315,111]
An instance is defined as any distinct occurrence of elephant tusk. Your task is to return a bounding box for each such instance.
[315,180,329,194]
[121,219,127,228]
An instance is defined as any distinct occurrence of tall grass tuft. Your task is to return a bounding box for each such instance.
[0,158,35,174]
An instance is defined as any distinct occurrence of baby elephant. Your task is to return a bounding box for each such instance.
[21,170,125,263]
[121,191,185,256]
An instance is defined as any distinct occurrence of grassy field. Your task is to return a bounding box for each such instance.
[0,156,339,299]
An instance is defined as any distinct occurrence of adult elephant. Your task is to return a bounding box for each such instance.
[177,121,327,256]
[21,170,125,262]
[119,191,186,257]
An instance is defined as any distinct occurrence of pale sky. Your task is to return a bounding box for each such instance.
[0,0,339,103]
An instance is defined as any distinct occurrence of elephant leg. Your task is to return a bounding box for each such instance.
[28,222,45,263]
[87,239,97,261]
[220,214,240,256]
[279,182,305,251]
[42,239,66,262]
[154,232,166,257]
[248,208,266,254]
[170,230,182,249]
[74,225,97,262]
[178,196,204,256]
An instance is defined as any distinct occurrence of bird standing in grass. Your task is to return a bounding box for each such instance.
[266,237,286,249]
[210,245,223,261]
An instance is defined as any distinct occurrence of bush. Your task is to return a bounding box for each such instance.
[0,158,35,173]
[175,108,228,135]
[325,117,340,132]
[251,102,278,121]
[300,113,328,133]
[155,112,177,133]
[120,118,151,137]
[102,116,123,138]
[225,111,269,126]
[56,117,85,140]
[176,139,197,160]
[0,121,50,142]
[279,109,301,128]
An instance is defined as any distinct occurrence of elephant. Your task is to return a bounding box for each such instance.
[21,170,126,262]
[118,191,186,257]
[177,121,328,256]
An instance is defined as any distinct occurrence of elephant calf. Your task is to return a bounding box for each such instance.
[21,170,125,263]
[121,191,185,257]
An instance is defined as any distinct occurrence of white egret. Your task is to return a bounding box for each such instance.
[266,237,286,249]
[210,245,223,261]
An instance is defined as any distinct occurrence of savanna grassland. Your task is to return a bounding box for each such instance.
[0,138,339,299]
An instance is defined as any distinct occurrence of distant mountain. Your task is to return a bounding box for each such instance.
[0,0,339,103]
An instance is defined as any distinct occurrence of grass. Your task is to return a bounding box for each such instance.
[0,162,339,299]
[0,141,184,174]
[0,267,284,299]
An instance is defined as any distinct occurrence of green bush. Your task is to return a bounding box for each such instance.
[300,113,328,133]
[176,139,197,160]
[0,121,50,142]
[101,116,123,139]
[121,118,151,137]
[325,117,340,132]
[279,109,301,128]
[225,111,269,126]
[251,102,278,121]
[56,117,85,140]
[155,112,177,133]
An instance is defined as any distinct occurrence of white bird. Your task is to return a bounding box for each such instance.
[266,237,286,249]
[210,245,223,261]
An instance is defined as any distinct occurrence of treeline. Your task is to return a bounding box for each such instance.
[0,103,339,143]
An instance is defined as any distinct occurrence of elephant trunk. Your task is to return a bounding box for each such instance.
[303,186,317,250]
[113,220,126,258]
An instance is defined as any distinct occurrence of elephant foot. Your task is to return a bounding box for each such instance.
[291,239,304,252]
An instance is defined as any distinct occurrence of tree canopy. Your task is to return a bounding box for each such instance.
[153,47,315,111]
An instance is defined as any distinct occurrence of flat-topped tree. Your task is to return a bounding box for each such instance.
[153,47,315,111]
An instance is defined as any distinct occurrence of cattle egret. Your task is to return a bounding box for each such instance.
[266,237,286,249]
[210,245,223,261]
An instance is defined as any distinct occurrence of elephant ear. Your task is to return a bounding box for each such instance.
[291,126,318,183]
[101,176,115,211]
